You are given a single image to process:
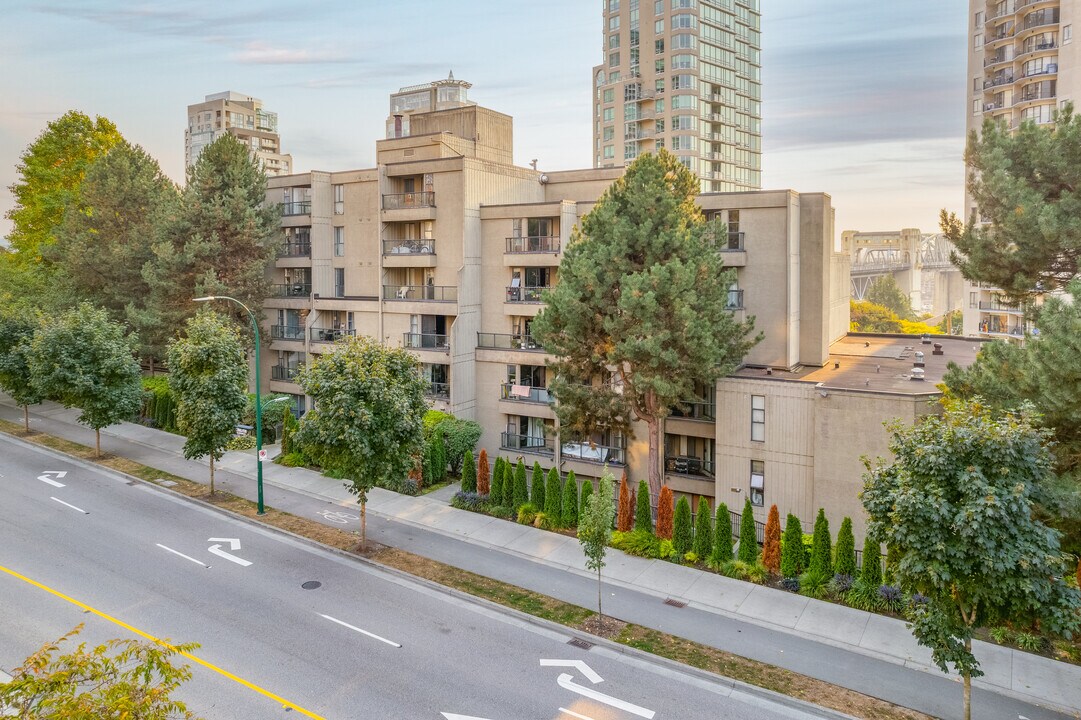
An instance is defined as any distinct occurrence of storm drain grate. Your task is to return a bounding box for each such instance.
[301,581,322,590]
[663,598,687,608]
[567,637,594,650]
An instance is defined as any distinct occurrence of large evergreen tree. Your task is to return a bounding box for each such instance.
[533,151,759,498]
[865,276,913,320]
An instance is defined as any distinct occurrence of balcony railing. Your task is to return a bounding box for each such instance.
[983,74,1014,88]
[725,289,745,310]
[500,432,555,455]
[270,325,305,341]
[427,382,450,399]
[279,241,311,257]
[505,236,560,253]
[272,283,311,298]
[1022,11,1058,32]
[500,383,551,404]
[979,300,1023,312]
[310,327,355,343]
[404,332,449,350]
[383,192,435,210]
[271,364,302,382]
[505,286,550,303]
[664,454,715,478]
[476,332,545,351]
[562,441,626,466]
[1015,87,1057,104]
[384,285,457,302]
[721,231,744,251]
[984,54,1012,68]
[670,399,716,422]
[282,201,311,216]
[383,239,435,255]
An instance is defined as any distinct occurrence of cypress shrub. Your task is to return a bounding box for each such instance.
[461,450,477,493]
[489,457,503,505]
[710,502,733,565]
[656,486,674,539]
[634,480,652,533]
[781,514,805,578]
[530,462,545,509]
[432,433,447,482]
[761,504,782,574]
[544,467,562,523]
[834,517,858,578]
[617,475,634,532]
[422,443,434,488]
[808,509,832,578]
[513,460,528,509]
[561,470,578,527]
[737,498,758,564]
[672,496,693,556]
[477,449,490,496]
[692,498,713,559]
[579,475,594,517]
[860,535,883,588]
[280,406,297,455]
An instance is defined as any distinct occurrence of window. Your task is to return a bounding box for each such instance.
[609,51,620,67]
[672,74,696,90]
[671,94,697,110]
[609,15,620,30]
[609,33,621,49]
[334,268,344,298]
[974,10,983,29]
[603,145,615,159]
[672,135,695,150]
[655,99,665,113]
[751,395,765,442]
[973,99,981,116]
[672,54,697,69]
[671,115,695,130]
[671,13,697,29]
[1065,25,1073,43]
[655,39,664,54]
[610,0,620,10]
[672,0,695,7]
[333,184,344,214]
[655,0,663,13]
[974,33,982,50]
[750,460,764,507]
[655,118,665,133]
[672,33,696,50]
[603,107,615,122]
[603,126,614,141]
[655,59,665,73]
[969,291,977,308]
[334,227,344,257]
[603,88,614,103]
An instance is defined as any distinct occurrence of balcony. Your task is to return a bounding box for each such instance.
[403,332,449,350]
[979,300,1023,312]
[500,432,554,456]
[664,454,715,478]
[282,201,311,216]
[1020,64,1058,78]
[383,192,435,210]
[1014,86,1057,105]
[427,382,450,399]
[383,285,457,302]
[270,325,305,341]
[983,74,1015,89]
[272,283,311,298]
[725,289,745,310]
[505,286,549,303]
[500,383,551,404]
[983,54,1013,68]
[562,440,626,466]
[505,236,560,254]
[670,399,716,422]
[310,327,355,343]
[476,332,545,352]
[271,364,302,382]
[383,239,435,256]
[279,240,311,258]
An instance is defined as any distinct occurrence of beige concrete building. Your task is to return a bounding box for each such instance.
[592,0,762,192]
[185,91,293,176]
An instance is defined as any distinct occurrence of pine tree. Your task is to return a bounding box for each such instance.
[860,535,883,588]
[692,498,713,559]
[544,467,562,524]
[561,470,579,527]
[808,508,832,578]
[461,450,477,493]
[579,476,594,517]
[737,498,758,564]
[761,504,782,574]
[781,514,805,579]
[530,462,545,509]
[513,460,528,509]
[672,496,693,556]
[617,475,634,532]
[634,479,652,533]
[477,449,490,495]
[834,517,858,578]
[710,502,733,566]
[656,485,674,540]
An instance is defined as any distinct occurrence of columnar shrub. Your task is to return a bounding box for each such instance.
[634,480,653,533]
[579,475,594,516]
[761,504,782,574]
[672,496,693,556]
[477,449,490,495]
[432,433,447,482]
[808,509,832,578]
[692,498,713,558]
[860,535,883,588]
[710,502,733,566]
[461,450,477,493]
[656,486,674,539]
[781,514,805,578]
[737,498,758,564]
[561,470,579,527]
[489,457,504,505]
[280,406,298,455]
[834,517,858,578]
[544,467,562,524]
[617,475,634,532]
[513,460,528,509]
[530,462,545,509]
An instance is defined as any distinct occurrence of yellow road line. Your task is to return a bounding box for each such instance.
[0,564,325,719]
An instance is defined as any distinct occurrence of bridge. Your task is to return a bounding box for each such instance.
[842,229,963,315]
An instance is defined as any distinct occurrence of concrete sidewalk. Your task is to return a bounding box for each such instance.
[5,396,1081,715]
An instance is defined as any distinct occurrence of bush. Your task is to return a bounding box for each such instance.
[280,406,298,454]
[737,498,758,564]
[489,457,504,506]
[719,560,768,584]
[579,477,593,517]
[798,570,829,598]
[611,530,663,558]
[834,517,857,577]
[828,574,854,596]
[761,504,782,574]
[451,490,487,511]
[225,435,256,451]
[684,551,700,565]
[884,543,902,586]
[461,450,477,493]
[422,409,453,439]
[431,433,448,483]
[561,470,579,527]
[634,480,652,532]
[477,449,490,495]
[658,539,676,560]
[276,451,309,468]
[860,536,883,588]
[517,503,539,525]
[530,462,545,509]
[780,577,801,593]
[141,376,177,432]
[989,626,1013,645]
[396,477,419,496]
[656,486,674,539]
[878,585,903,614]
[617,474,634,532]
[672,496,693,556]
[709,502,733,567]
[692,498,713,559]
[845,581,882,611]
[745,562,768,584]
[780,514,805,578]
[512,461,528,509]
[808,509,832,578]
[244,393,291,431]
[435,417,483,474]
[544,467,562,524]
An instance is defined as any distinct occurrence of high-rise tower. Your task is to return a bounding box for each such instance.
[185,91,293,176]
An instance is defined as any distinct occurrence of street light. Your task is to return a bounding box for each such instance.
[193,295,268,515]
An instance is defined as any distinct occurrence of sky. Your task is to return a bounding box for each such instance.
[0,1,968,239]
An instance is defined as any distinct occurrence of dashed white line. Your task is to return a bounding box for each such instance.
[318,613,401,648]
[156,543,210,568]
[50,497,87,514]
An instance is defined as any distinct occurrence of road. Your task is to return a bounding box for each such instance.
[0,435,836,720]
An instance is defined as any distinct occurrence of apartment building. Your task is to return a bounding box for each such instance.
[592,0,762,192]
[962,0,1077,340]
[185,91,293,176]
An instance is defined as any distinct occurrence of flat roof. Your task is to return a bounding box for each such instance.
[733,333,986,394]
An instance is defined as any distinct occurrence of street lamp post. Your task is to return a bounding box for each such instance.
[193,295,267,515]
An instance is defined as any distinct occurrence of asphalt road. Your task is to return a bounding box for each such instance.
[0,435,840,720]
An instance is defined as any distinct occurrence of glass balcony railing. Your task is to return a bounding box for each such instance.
[282,201,311,216]
[404,333,449,350]
[979,299,1023,312]
[279,241,311,257]
[271,364,302,382]
[272,283,311,298]
[561,440,626,466]
[383,239,435,255]
[476,332,545,351]
[505,236,560,253]
[383,285,457,302]
[500,432,554,455]
[270,325,305,341]
[505,286,549,303]
[664,454,715,478]
[310,327,355,343]
[383,192,435,210]
[500,383,551,404]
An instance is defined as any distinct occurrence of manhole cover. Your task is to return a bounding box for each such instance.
[301,581,322,590]
[663,598,687,608]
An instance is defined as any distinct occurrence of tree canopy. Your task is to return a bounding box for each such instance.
[0,310,45,431]
[865,275,913,320]
[578,468,616,621]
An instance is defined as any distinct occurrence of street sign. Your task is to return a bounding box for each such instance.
[258,449,268,461]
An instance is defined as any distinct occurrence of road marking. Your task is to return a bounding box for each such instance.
[156,543,210,569]
[0,564,325,719]
[38,471,67,487]
[50,497,88,514]
[556,674,655,719]
[316,509,358,524]
[559,709,596,720]
[318,613,401,648]
[540,659,604,684]
[441,715,495,720]
[207,538,251,567]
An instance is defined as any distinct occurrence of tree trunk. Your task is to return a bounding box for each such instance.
[95,428,101,457]
[360,501,367,549]
[597,567,603,624]
[23,405,29,433]
[646,416,661,501]
[963,652,971,720]
[148,357,155,376]
[209,456,215,495]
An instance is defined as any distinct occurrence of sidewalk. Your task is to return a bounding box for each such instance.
[4,396,1081,716]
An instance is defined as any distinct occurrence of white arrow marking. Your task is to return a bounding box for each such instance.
[207,537,242,550]
[540,659,604,684]
[157,544,210,568]
[207,541,251,567]
[50,497,87,514]
[318,614,401,648]
[38,471,67,488]
[556,674,655,719]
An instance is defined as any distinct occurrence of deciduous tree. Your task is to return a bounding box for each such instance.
[0,311,44,431]
[578,469,616,623]
[866,275,914,320]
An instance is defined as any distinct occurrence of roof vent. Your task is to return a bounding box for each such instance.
[911,367,926,381]
[932,342,944,356]
[913,351,925,368]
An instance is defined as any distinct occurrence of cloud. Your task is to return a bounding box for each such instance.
[230,41,354,65]
[35,3,273,40]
